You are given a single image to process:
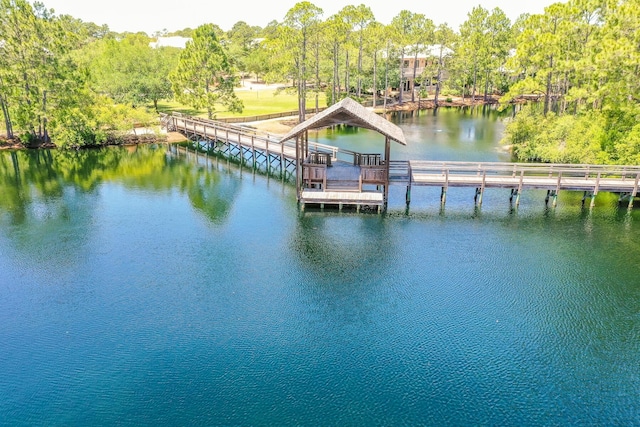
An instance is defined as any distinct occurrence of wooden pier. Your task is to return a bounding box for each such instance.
[162,108,640,212]
[389,161,640,208]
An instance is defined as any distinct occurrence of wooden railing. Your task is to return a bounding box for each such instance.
[359,165,387,191]
[214,107,328,124]
[303,163,327,189]
[354,153,382,166]
[406,161,640,181]
[307,152,332,167]
[164,112,362,164]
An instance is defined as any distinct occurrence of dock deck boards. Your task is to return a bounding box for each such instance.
[301,189,384,206]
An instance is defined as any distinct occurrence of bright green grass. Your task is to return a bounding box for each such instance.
[155,88,327,119]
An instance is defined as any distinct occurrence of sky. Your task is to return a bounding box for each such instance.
[42,0,559,34]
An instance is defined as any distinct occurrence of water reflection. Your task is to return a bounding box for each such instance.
[292,213,393,282]
[0,146,241,248]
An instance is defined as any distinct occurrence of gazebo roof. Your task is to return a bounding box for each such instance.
[279,97,407,145]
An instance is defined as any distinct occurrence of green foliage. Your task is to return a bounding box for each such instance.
[501,0,640,164]
[170,24,242,119]
[83,33,179,110]
[50,106,107,148]
[49,96,157,148]
[0,0,86,141]
[449,6,512,100]
[503,105,640,165]
[227,21,261,77]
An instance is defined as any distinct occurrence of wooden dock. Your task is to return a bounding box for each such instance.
[162,113,640,211]
[391,161,640,208]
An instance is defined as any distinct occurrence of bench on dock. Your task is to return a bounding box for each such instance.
[359,165,387,191]
[303,163,327,189]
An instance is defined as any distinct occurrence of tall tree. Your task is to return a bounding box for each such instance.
[86,33,179,110]
[336,5,356,97]
[390,10,422,104]
[483,8,512,100]
[504,3,574,115]
[363,21,389,107]
[227,21,260,84]
[456,6,491,103]
[408,14,435,102]
[170,24,242,119]
[283,1,323,122]
[0,0,84,142]
[347,4,374,98]
[324,13,349,104]
[502,0,640,164]
[432,23,456,107]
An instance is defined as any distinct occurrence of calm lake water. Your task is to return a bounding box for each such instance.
[1,108,639,425]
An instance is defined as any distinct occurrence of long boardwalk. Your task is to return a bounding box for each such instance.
[163,113,640,210]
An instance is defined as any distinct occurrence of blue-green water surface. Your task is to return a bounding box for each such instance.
[1,109,639,425]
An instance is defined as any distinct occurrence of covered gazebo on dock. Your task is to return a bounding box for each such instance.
[279,97,407,211]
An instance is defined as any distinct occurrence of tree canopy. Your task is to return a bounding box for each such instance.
[1,0,639,163]
[170,24,243,120]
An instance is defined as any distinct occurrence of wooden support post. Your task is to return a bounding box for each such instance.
[280,143,285,177]
[251,136,256,169]
[590,172,601,209]
[295,136,301,201]
[225,130,230,163]
[441,169,449,206]
[406,162,412,205]
[266,136,270,174]
[478,171,486,206]
[515,170,524,206]
[629,173,639,209]
[554,171,562,207]
[384,137,391,206]
[474,188,481,205]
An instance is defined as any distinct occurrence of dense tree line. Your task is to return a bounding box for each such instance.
[501,0,640,165]
[1,0,639,164]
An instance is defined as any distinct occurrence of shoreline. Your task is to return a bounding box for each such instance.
[1,97,508,149]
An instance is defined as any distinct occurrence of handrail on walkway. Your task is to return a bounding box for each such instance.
[163,112,360,163]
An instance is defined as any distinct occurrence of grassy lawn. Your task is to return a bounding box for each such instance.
[155,88,327,119]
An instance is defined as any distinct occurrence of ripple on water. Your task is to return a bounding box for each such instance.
[0,147,639,425]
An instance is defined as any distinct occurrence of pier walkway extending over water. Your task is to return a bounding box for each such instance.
[162,111,640,211]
